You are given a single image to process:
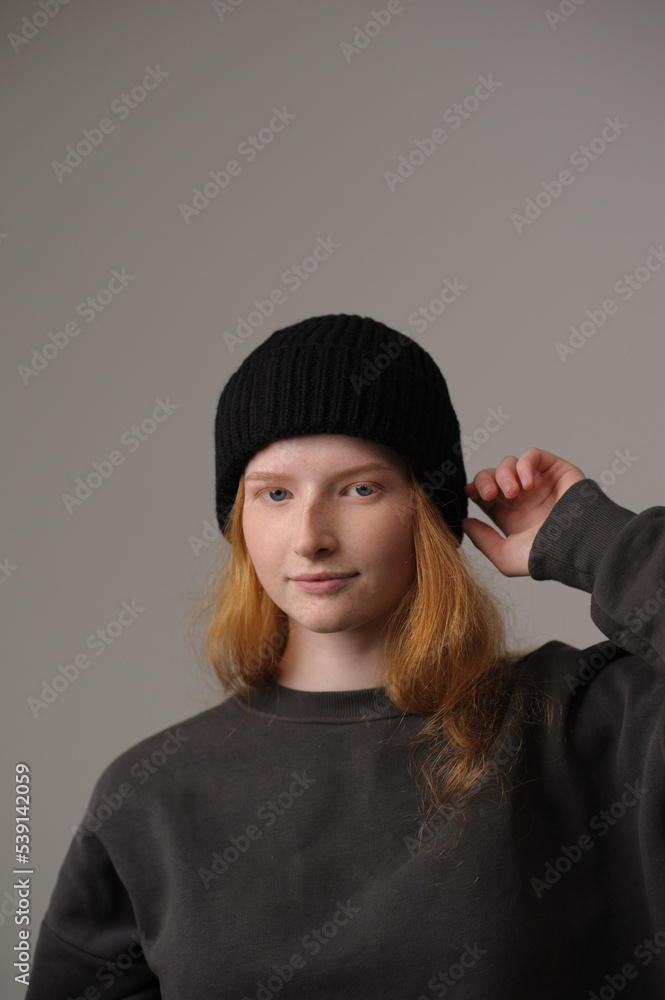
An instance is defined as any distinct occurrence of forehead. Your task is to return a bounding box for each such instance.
[244,434,408,474]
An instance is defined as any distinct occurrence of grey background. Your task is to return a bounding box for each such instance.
[2,0,664,981]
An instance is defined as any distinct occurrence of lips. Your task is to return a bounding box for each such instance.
[290,574,358,593]
[290,573,357,581]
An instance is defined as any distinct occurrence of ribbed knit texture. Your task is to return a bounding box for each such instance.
[238,680,410,723]
[214,314,468,540]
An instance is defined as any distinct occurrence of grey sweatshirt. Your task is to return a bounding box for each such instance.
[24,478,665,999]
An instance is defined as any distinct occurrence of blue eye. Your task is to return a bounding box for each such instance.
[259,484,379,503]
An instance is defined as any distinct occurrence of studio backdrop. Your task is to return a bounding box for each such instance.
[2,0,664,981]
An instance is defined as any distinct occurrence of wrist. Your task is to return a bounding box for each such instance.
[528,478,637,592]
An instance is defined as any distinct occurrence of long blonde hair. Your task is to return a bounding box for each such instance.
[188,465,552,831]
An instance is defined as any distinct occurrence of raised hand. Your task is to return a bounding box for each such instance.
[461,447,585,576]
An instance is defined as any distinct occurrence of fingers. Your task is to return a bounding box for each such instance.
[462,517,530,576]
[465,447,546,502]
[461,516,503,560]
[495,455,523,498]
[466,455,521,502]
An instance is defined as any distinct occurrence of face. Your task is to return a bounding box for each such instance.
[241,434,417,639]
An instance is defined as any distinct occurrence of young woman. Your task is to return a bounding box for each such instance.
[27,314,665,999]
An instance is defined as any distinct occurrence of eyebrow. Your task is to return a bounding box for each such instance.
[244,463,396,483]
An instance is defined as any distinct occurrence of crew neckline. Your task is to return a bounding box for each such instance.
[233,679,410,723]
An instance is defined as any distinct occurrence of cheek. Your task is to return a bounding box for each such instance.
[363,515,415,571]
[392,520,416,581]
[241,514,276,576]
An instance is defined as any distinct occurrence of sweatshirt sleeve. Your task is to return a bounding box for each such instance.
[25,821,160,999]
[527,477,665,671]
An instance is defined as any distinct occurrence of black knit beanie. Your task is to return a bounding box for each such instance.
[214,314,468,542]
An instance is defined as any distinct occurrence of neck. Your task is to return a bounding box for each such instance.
[275,619,388,691]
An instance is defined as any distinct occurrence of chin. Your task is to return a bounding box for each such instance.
[295,615,365,634]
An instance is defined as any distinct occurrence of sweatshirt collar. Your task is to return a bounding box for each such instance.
[234,680,409,722]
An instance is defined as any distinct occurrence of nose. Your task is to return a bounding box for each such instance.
[292,496,339,559]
